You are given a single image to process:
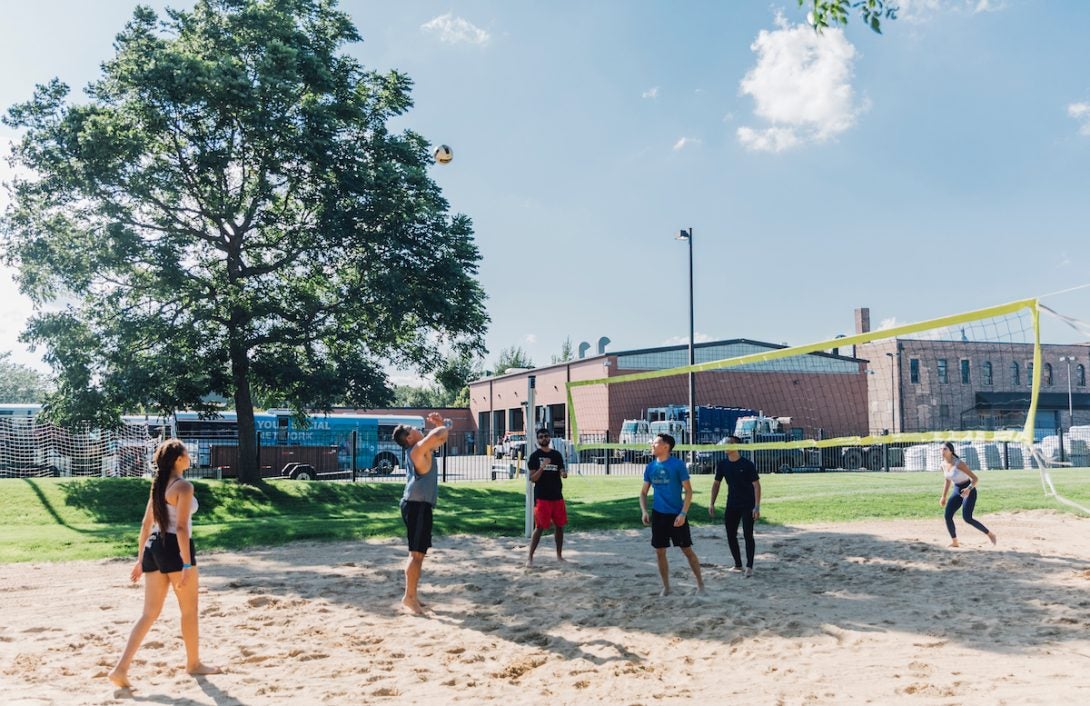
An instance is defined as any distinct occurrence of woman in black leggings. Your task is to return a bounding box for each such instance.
[939,442,997,548]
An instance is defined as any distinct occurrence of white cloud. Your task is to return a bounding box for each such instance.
[877,317,900,330]
[736,126,800,153]
[722,112,735,123]
[737,14,867,152]
[672,136,701,151]
[524,333,537,345]
[894,0,1004,22]
[1068,102,1090,136]
[661,332,713,345]
[642,86,659,99]
[420,13,490,46]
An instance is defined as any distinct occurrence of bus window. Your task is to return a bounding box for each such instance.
[277,416,289,444]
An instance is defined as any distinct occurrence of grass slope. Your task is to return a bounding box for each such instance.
[1,469,1087,563]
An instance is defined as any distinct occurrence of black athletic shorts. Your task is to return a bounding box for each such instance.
[141,532,197,574]
[650,510,693,549]
[401,500,434,554]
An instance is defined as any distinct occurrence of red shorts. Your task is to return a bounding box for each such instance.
[534,499,567,530]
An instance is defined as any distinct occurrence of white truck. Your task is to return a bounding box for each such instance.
[617,418,688,462]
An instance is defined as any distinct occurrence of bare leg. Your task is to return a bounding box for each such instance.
[655,548,671,596]
[527,527,544,567]
[109,571,171,688]
[554,525,565,561]
[680,546,705,593]
[169,568,221,675]
[402,551,427,614]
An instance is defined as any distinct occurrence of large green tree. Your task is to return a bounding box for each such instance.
[0,352,51,403]
[1,0,487,483]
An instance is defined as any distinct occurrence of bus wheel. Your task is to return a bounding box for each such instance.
[372,453,398,475]
[290,464,317,481]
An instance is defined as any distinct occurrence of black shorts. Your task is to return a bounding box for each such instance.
[651,510,693,549]
[401,501,434,554]
[141,532,196,574]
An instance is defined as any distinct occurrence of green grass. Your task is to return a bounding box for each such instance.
[2,468,1088,564]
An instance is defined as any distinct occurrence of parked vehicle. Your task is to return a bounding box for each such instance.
[616,405,757,463]
[494,431,527,459]
[693,413,816,474]
[172,410,424,477]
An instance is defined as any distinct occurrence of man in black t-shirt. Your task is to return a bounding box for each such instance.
[527,428,568,567]
[708,435,762,577]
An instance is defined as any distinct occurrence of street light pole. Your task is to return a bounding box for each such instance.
[1059,356,1075,429]
[886,351,896,433]
[676,228,696,462]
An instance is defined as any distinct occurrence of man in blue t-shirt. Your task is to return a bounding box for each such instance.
[640,433,705,596]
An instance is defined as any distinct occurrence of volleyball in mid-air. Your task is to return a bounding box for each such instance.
[434,144,453,164]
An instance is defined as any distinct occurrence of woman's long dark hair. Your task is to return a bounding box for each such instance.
[942,442,960,460]
[151,439,187,531]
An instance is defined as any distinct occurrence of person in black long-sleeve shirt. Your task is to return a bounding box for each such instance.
[708,435,762,577]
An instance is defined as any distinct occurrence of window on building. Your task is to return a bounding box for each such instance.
[982,361,993,386]
[1044,363,1053,386]
[937,359,948,384]
[1010,361,1020,386]
[939,404,950,420]
[909,358,920,384]
[960,359,971,384]
[1078,364,1086,387]
[1027,362,1034,386]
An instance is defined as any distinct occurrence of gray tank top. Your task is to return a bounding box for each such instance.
[401,452,438,507]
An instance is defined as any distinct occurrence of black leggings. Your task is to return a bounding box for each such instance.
[724,507,756,568]
[945,483,990,538]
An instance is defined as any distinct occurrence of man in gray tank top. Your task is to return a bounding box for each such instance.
[393,412,449,615]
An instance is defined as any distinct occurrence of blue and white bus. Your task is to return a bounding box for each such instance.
[171,410,424,474]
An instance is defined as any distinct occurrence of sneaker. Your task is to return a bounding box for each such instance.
[728,566,744,573]
[744,567,753,578]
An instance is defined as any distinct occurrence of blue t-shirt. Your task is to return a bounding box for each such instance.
[643,456,689,515]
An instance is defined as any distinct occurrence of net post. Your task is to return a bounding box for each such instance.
[526,375,535,539]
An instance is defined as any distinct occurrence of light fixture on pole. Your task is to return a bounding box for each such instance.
[676,228,696,463]
[1059,356,1075,428]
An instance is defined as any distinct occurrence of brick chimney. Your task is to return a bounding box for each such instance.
[855,307,871,335]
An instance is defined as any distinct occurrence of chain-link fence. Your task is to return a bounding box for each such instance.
[3,419,1086,481]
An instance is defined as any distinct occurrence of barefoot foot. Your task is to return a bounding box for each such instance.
[659,587,671,597]
[987,531,997,545]
[107,669,132,689]
[401,597,426,615]
[187,662,223,676]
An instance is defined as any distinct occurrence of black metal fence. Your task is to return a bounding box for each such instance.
[4,420,1087,481]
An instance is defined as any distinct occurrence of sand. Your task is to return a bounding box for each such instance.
[1,510,1089,705]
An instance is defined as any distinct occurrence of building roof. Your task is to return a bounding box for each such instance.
[471,337,864,384]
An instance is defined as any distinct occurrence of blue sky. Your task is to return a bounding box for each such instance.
[3,1,1090,382]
